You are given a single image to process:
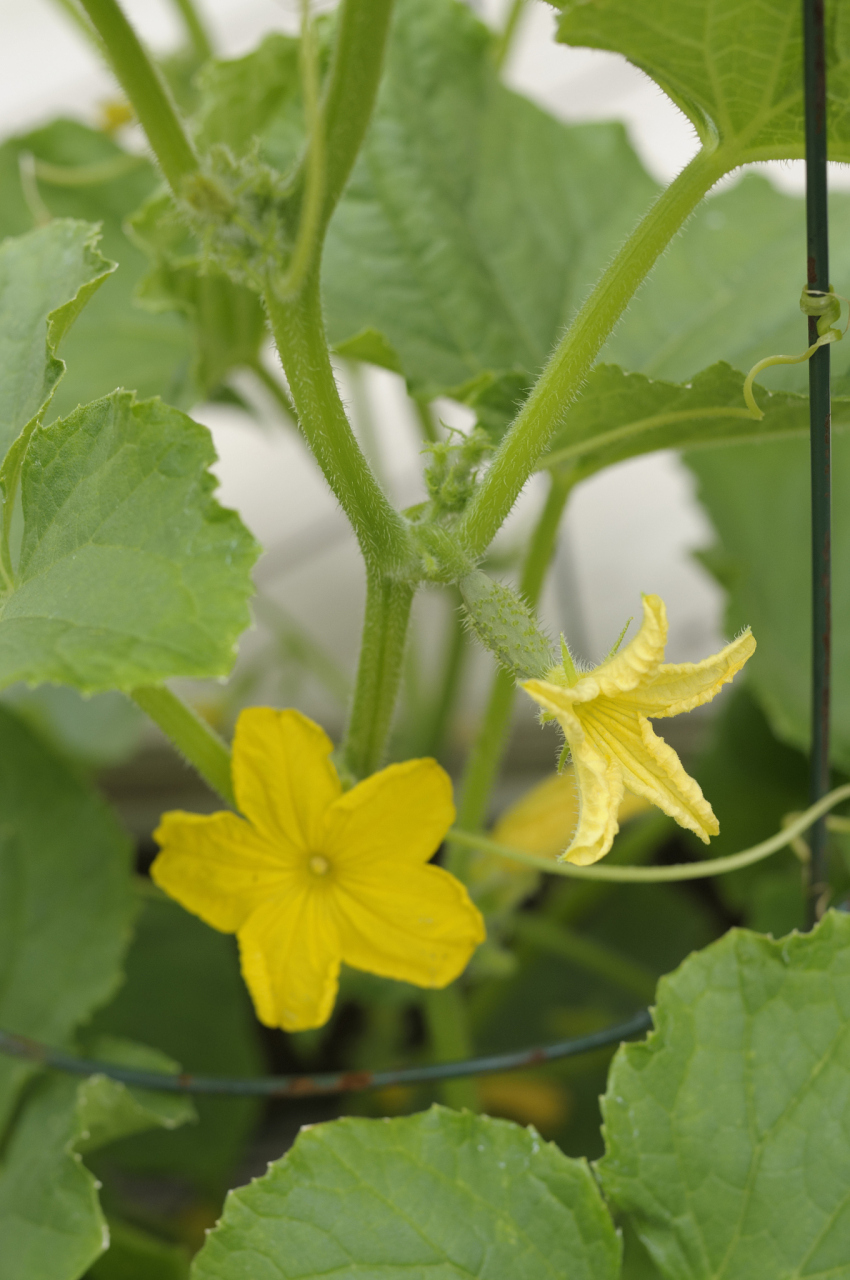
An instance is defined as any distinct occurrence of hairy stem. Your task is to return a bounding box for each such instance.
[456,146,727,558]
[447,472,573,876]
[319,0,395,230]
[131,685,235,808]
[266,278,412,571]
[343,572,415,778]
[78,0,198,192]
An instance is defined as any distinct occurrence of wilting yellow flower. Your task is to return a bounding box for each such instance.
[522,595,755,866]
[151,708,485,1031]
[491,768,650,862]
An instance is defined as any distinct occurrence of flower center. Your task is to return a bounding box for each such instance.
[308,854,330,876]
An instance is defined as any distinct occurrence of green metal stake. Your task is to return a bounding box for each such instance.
[803,0,832,924]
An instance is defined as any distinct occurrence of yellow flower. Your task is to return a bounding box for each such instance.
[521,594,755,866]
[151,708,485,1031]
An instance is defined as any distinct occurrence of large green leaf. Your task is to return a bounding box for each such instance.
[0,121,193,414]
[320,0,657,420]
[684,433,850,772]
[541,360,850,482]
[554,0,850,165]
[91,892,265,1194]
[192,1107,621,1280]
[0,390,258,692]
[193,32,305,173]
[129,194,268,400]
[0,221,112,462]
[0,705,135,1133]
[597,912,850,1279]
[0,1040,194,1280]
[604,177,850,393]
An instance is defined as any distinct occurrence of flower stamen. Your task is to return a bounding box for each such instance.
[309,854,330,876]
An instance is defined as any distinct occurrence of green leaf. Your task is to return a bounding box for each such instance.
[90,892,265,1194]
[0,1040,194,1280]
[321,0,658,421]
[0,685,143,768]
[192,1107,621,1280]
[0,121,193,415]
[554,0,850,166]
[193,33,305,174]
[129,193,268,398]
[540,360,850,482]
[597,912,850,1279]
[0,221,112,462]
[0,390,258,692]
[0,705,134,1133]
[684,433,850,772]
[603,177,850,392]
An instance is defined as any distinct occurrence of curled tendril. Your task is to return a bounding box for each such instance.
[742,286,848,419]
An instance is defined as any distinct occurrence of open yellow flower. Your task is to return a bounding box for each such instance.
[151,708,485,1031]
[521,594,755,866]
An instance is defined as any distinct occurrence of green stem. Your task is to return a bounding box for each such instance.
[547,813,671,927]
[77,0,198,192]
[277,0,325,301]
[318,0,395,231]
[421,591,467,758]
[512,915,656,1002]
[447,782,850,882]
[170,0,214,62]
[493,0,527,70]
[249,360,296,421]
[456,146,728,558]
[423,987,480,1112]
[413,395,440,444]
[50,0,103,47]
[130,686,235,808]
[266,278,412,571]
[342,572,415,778]
[447,472,573,875]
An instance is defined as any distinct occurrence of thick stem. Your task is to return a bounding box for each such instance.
[77,0,198,192]
[456,147,728,558]
[319,0,395,229]
[266,278,412,572]
[423,987,480,1112]
[343,572,415,778]
[131,685,235,808]
[447,473,572,876]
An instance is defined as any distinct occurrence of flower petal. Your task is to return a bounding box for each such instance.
[321,758,454,869]
[575,593,668,700]
[562,738,624,865]
[582,701,718,843]
[237,888,341,1031]
[333,864,485,987]
[152,810,292,933]
[621,628,756,718]
[522,678,584,736]
[233,707,341,850]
